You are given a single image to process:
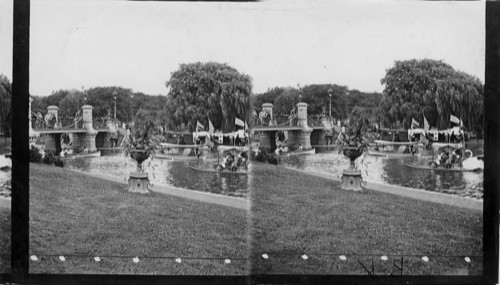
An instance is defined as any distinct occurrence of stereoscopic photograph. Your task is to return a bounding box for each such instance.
[0,0,490,280]
[248,0,484,276]
[26,0,251,275]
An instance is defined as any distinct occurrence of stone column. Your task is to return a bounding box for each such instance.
[44,134,57,153]
[81,105,98,152]
[262,103,274,122]
[47,105,59,127]
[296,102,312,150]
[258,131,272,151]
[258,103,275,151]
[29,97,39,145]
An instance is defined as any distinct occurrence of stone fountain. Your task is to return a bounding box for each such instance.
[337,120,367,192]
[341,146,364,191]
[128,149,152,194]
[124,121,155,194]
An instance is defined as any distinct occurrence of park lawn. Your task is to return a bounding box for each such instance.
[0,207,10,273]
[29,163,248,275]
[250,163,483,275]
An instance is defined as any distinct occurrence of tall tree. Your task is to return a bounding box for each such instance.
[85,86,134,123]
[301,84,349,118]
[273,88,300,116]
[0,75,11,136]
[58,89,86,118]
[346,90,382,124]
[252,87,285,112]
[165,62,252,132]
[380,59,483,131]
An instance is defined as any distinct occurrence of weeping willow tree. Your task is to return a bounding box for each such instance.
[380,59,483,133]
[165,62,252,132]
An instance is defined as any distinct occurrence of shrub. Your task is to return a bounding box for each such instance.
[251,148,279,165]
[254,148,268,163]
[42,151,56,165]
[54,157,64,167]
[29,145,42,163]
[267,154,279,165]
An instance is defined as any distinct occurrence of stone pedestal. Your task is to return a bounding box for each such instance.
[81,105,98,152]
[82,133,97,152]
[258,132,272,151]
[44,134,57,153]
[296,102,313,150]
[262,103,274,122]
[341,167,363,191]
[47,105,59,126]
[128,171,151,194]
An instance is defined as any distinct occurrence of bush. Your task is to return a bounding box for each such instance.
[42,151,56,165]
[254,148,268,163]
[251,148,279,165]
[54,157,64,167]
[267,154,279,165]
[29,145,42,163]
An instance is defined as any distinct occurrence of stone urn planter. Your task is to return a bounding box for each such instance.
[128,149,152,194]
[341,146,365,191]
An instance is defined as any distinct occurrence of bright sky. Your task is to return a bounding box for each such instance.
[0,0,485,96]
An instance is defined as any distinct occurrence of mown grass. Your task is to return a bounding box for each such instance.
[0,207,10,273]
[250,163,482,275]
[29,163,248,275]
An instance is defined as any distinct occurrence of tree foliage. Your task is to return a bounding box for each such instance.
[58,90,86,118]
[273,88,300,116]
[85,87,135,122]
[301,84,349,118]
[251,83,381,124]
[0,75,11,135]
[252,87,285,112]
[165,62,252,132]
[31,86,169,127]
[380,59,484,131]
[346,90,382,124]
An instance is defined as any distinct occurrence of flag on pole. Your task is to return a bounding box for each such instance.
[423,116,430,131]
[196,121,204,132]
[208,119,214,134]
[450,114,460,125]
[411,118,419,129]
[235,117,245,128]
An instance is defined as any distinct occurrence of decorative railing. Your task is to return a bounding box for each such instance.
[58,117,84,129]
[93,117,110,129]
[307,115,323,127]
[253,114,299,127]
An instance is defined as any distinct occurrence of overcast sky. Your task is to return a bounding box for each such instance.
[0,0,485,96]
